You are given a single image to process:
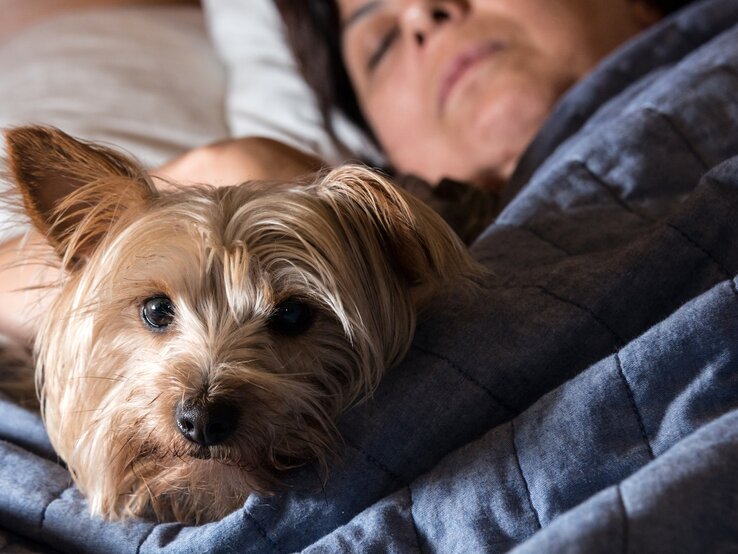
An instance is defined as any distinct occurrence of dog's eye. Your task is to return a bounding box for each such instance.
[268,299,313,336]
[142,296,175,330]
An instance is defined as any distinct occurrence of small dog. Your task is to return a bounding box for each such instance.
[1,126,482,524]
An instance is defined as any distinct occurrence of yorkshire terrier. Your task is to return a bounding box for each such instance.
[0,126,482,523]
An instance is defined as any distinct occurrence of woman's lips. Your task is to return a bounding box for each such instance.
[439,41,505,111]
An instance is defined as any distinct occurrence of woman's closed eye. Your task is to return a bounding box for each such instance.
[368,26,399,70]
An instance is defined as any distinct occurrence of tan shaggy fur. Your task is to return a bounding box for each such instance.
[0,126,483,523]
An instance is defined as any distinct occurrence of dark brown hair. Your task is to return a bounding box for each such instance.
[275,0,695,149]
[275,0,372,149]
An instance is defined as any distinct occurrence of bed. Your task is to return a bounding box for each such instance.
[1,0,738,551]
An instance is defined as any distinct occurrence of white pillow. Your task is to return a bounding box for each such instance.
[0,5,228,241]
[0,5,228,167]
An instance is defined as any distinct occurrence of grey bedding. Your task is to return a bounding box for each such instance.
[2,0,738,551]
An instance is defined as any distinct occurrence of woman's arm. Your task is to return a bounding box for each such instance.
[155,137,324,186]
[0,233,58,343]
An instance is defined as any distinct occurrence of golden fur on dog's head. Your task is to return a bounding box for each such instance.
[4,126,482,523]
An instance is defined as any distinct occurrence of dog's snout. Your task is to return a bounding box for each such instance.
[175,400,238,447]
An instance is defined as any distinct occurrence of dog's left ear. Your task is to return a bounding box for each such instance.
[318,165,483,306]
[4,125,155,270]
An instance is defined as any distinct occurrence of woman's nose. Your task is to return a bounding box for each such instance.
[400,0,467,47]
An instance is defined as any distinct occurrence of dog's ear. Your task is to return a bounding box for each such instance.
[318,165,483,306]
[4,126,155,269]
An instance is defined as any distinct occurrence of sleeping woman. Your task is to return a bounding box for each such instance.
[277,0,688,190]
[0,0,694,342]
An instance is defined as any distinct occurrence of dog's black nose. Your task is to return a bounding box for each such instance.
[175,400,238,447]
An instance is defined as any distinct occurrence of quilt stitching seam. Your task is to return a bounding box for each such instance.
[616,484,630,554]
[345,438,406,486]
[406,486,424,553]
[510,419,542,530]
[535,286,626,347]
[135,523,158,554]
[665,222,738,300]
[410,344,516,415]
[39,483,73,529]
[477,223,571,260]
[516,224,573,256]
[244,510,283,554]
[575,161,655,222]
[642,107,710,170]
[614,352,655,460]
[486,222,572,256]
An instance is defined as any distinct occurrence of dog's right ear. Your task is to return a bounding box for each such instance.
[4,126,155,270]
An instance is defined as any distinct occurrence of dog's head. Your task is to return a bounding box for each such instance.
[4,126,482,523]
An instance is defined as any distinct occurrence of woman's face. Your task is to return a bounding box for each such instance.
[340,0,657,190]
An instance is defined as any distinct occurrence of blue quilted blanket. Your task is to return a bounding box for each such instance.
[2,0,738,551]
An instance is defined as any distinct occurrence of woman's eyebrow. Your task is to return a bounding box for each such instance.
[342,1,383,31]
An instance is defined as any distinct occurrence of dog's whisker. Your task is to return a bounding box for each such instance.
[111,429,142,464]
[71,375,127,383]
[146,392,163,407]
[66,408,104,414]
